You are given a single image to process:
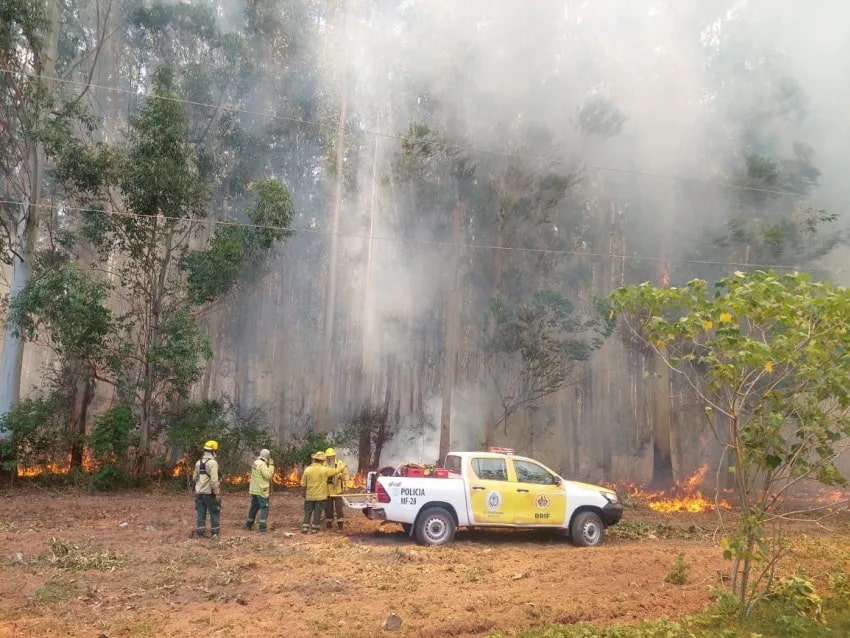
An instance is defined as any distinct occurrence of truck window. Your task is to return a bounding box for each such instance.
[471,458,508,481]
[444,454,462,474]
[513,459,556,485]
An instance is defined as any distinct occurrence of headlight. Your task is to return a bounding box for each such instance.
[601,491,619,504]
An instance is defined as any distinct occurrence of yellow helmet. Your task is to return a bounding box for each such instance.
[203,440,219,451]
[325,447,336,457]
[311,451,326,461]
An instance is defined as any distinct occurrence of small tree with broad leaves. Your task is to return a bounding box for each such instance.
[611,270,850,614]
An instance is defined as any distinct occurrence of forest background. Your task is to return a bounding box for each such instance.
[2,0,849,489]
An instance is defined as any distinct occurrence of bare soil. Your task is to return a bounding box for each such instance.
[0,487,839,638]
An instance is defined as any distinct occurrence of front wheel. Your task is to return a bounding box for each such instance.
[570,511,605,547]
[414,507,456,546]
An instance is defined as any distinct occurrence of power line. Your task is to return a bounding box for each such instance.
[0,197,818,272]
[1,66,842,205]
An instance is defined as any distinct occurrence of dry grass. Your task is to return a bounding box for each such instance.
[44,538,124,571]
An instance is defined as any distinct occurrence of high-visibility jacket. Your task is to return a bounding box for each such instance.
[301,462,340,501]
[249,457,274,497]
[327,459,349,497]
[193,452,220,496]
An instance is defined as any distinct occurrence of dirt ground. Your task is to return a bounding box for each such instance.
[0,486,841,638]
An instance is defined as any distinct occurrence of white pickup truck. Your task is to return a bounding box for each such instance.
[348,449,622,546]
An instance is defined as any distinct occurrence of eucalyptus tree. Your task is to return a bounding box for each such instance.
[393,122,476,460]
[0,0,111,427]
[78,68,293,466]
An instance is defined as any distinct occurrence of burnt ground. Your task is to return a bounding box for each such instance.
[1,486,846,637]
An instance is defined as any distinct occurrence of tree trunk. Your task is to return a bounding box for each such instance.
[650,349,674,489]
[68,364,95,470]
[0,0,60,428]
[438,198,463,463]
[0,201,37,421]
[316,16,348,433]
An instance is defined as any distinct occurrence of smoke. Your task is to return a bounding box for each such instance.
[203,1,850,474]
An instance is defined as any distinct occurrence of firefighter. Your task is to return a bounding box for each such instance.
[192,440,221,539]
[300,451,340,533]
[245,448,274,532]
[324,447,349,530]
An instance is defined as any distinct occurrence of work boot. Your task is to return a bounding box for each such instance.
[244,522,254,531]
[337,521,344,530]
[258,524,267,532]
[301,523,309,534]
[326,521,333,529]
[311,525,320,534]
[210,534,219,542]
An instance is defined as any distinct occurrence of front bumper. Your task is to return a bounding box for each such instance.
[601,502,624,526]
[364,506,386,521]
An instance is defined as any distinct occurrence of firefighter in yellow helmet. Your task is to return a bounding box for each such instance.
[192,440,221,539]
[324,447,349,530]
[300,451,341,533]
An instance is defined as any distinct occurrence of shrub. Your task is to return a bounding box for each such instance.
[664,552,689,585]
[164,398,272,478]
[0,393,70,477]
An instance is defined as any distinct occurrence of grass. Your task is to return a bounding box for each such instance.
[34,580,80,604]
[608,521,710,541]
[488,576,850,638]
[44,537,124,571]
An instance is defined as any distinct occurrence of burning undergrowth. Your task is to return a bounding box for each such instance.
[609,466,732,513]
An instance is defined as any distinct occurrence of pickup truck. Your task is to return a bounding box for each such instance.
[349,449,622,546]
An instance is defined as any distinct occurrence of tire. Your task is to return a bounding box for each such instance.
[401,523,412,535]
[570,511,605,547]
[414,507,456,546]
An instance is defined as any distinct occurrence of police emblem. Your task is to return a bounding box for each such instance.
[535,494,550,509]
[487,490,502,511]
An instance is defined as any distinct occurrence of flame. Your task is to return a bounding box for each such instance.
[16,451,97,478]
[348,471,366,490]
[611,466,731,513]
[661,267,670,288]
[282,467,301,487]
[171,456,188,477]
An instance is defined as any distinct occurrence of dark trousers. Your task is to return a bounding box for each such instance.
[325,496,345,527]
[246,495,269,530]
[302,499,325,532]
[195,494,220,536]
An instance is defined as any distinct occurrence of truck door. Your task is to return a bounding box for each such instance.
[467,456,514,524]
[509,459,567,526]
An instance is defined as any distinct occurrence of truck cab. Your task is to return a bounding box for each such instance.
[351,449,622,547]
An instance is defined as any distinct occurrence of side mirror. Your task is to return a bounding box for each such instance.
[552,476,562,486]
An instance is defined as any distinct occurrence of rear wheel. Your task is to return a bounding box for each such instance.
[570,511,605,547]
[414,507,456,546]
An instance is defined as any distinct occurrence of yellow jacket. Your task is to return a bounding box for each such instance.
[192,452,220,496]
[327,459,349,496]
[301,462,340,501]
[249,457,274,497]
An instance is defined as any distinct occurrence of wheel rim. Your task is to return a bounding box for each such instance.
[581,520,600,545]
[424,516,448,542]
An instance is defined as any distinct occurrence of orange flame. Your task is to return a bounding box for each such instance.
[16,451,97,478]
[611,466,731,513]
[282,467,301,487]
[348,471,366,490]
